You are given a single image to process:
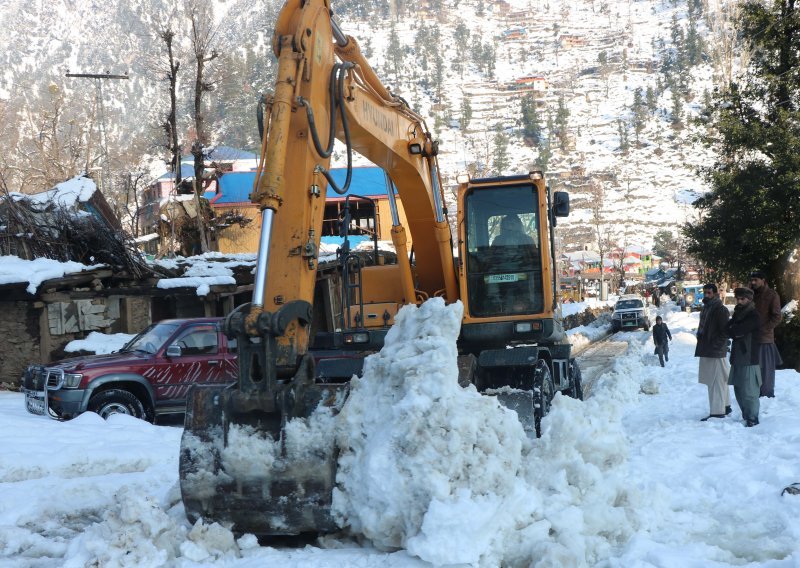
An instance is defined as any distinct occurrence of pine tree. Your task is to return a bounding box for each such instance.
[555,95,570,148]
[683,0,800,298]
[386,22,403,80]
[459,97,473,131]
[670,88,682,125]
[453,22,470,78]
[492,126,509,174]
[645,86,657,114]
[617,119,630,153]
[631,88,647,145]
[520,93,541,143]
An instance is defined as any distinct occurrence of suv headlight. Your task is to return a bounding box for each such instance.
[63,373,84,388]
[612,312,621,319]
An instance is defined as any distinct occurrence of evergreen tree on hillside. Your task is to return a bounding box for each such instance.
[684,0,800,299]
[631,87,647,145]
[645,86,657,114]
[520,93,541,144]
[617,119,630,153]
[492,125,509,175]
[555,95,570,149]
[670,88,683,125]
[459,97,473,131]
[452,22,470,78]
[537,113,555,170]
[386,22,403,80]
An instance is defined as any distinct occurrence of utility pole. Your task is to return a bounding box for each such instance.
[65,71,129,192]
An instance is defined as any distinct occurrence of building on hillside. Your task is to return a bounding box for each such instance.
[501,27,527,40]
[509,75,547,93]
[202,166,412,254]
[559,34,589,48]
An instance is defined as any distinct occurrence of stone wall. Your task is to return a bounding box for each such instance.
[0,302,40,389]
[562,306,612,330]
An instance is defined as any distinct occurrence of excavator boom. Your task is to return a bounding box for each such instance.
[179,0,580,537]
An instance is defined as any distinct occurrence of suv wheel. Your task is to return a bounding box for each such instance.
[88,389,146,420]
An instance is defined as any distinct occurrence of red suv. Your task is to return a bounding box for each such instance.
[22,318,238,422]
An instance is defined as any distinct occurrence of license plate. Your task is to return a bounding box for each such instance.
[25,391,46,415]
[486,273,519,283]
[623,322,636,327]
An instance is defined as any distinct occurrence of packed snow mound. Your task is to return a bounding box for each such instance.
[332,299,527,562]
[332,298,641,566]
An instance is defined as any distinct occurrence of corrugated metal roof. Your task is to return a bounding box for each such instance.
[205,167,393,205]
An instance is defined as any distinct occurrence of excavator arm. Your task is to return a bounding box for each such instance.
[248,0,456,350]
[180,0,457,536]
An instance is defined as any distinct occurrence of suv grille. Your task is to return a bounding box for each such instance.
[24,367,65,391]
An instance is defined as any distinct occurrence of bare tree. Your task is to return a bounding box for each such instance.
[588,180,614,298]
[188,0,221,253]
[703,0,747,89]
[159,28,183,189]
[14,83,92,192]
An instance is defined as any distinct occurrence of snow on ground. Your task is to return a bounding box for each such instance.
[2,301,800,566]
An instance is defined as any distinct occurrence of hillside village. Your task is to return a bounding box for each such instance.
[0,0,732,254]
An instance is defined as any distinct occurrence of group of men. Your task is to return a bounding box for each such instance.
[694,271,782,427]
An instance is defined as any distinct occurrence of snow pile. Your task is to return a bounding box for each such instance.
[332,298,640,566]
[19,175,97,208]
[157,260,237,296]
[333,299,527,564]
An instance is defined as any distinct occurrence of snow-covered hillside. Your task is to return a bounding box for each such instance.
[0,0,736,251]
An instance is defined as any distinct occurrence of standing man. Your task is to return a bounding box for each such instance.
[749,270,782,398]
[726,287,762,427]
[694,283,732,421]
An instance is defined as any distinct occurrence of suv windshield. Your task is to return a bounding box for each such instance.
[616,299,643,310]
[123,322,181,354]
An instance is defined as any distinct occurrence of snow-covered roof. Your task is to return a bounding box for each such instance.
[8,175,97,209]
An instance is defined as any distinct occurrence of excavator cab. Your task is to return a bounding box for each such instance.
[463,183,544,317]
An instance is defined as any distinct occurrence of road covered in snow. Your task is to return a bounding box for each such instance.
[1,301,799,567]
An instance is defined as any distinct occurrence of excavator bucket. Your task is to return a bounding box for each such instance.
[179,371,349,535]
[179,303,351,536]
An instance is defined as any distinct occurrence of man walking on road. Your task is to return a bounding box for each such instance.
[695,283,732,421]
[652,315,672,367]
[749,271,782,398]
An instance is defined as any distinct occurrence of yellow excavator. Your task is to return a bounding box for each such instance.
[179,0,581,537]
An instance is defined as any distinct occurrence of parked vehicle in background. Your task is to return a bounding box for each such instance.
[681,284,704,312]
[611,294,651,331]
[21,318,238,422]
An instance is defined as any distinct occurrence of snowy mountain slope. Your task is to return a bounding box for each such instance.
[0,0,731,251]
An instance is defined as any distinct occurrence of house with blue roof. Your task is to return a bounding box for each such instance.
[201,166,410,254]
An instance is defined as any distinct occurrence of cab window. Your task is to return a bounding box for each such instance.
[464,184,544,317]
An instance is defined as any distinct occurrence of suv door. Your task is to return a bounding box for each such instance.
[147,323,233,404]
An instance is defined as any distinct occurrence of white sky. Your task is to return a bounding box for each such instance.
[2,298,799,566]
